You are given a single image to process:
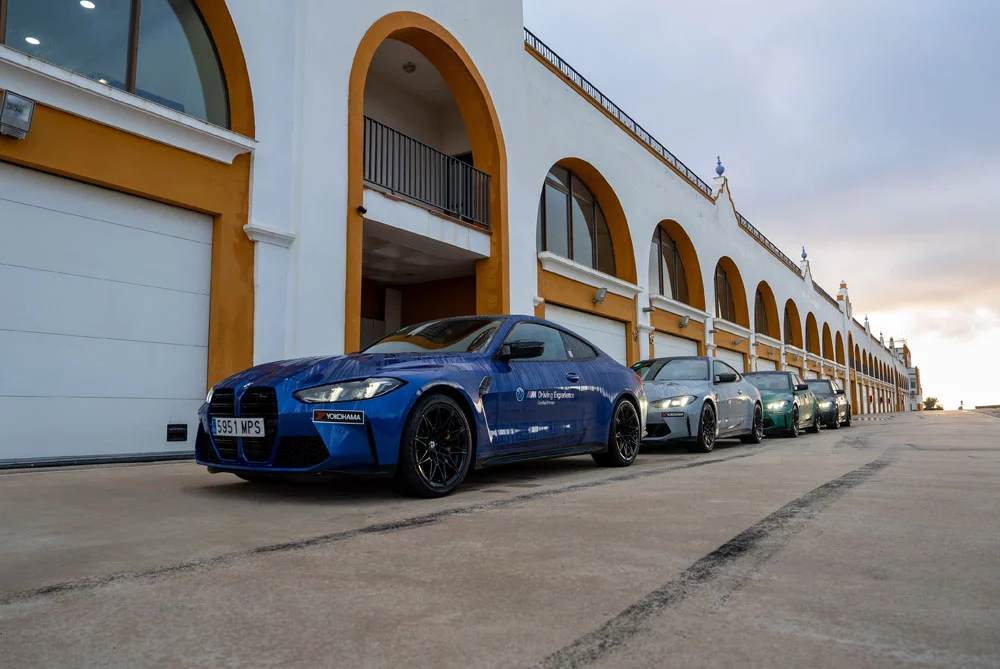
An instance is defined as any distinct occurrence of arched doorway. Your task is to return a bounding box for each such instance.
[346,12,508,351]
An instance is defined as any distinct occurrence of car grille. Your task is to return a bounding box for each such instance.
[208,389,238,460]
[240,387,279,462]
[274,437,329,469]
[194,424,219,463]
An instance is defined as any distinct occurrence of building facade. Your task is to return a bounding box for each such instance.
[0,0,919,464]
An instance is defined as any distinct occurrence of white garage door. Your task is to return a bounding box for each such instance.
[756,358,778,371]
[653,332,698,359]
[545,304,628,365]
[803,369,820,379]
[0,162,212,463]
[715,348,746,372]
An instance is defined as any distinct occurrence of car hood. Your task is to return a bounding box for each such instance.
[757,389,793,402]
[643,379,708,401]
[219,353,485,389]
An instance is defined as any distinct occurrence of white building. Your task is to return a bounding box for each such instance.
[0,0,918,465]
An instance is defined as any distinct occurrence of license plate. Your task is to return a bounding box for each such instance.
[211,417,265,438]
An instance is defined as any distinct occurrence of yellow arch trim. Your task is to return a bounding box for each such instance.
[715,257,749,328]
[753,281,780,339]
[805,313,821,355]
[195,0,255,137]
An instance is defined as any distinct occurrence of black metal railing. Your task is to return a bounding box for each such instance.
[813,280,840,309]
[363,116,491,229]
[524,29,713,198]
[737,213,803,277]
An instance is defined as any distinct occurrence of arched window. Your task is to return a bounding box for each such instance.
[715,265,737,322]
[648,227,689,303]
[2,0,229,127]
[536,166,616,275]
[784,309,794,345]
[754,290,769,335]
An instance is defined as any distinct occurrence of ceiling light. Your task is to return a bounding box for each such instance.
[402,61,416,74]
[25,37,41,46]
[80,0,96,8]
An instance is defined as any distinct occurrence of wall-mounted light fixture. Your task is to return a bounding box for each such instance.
[732,337,747,346]
[707,328,718,334]
[642,306,655,313]
[593,287,607,304]
[356,205,367,215]
[768,347,775,355]
[1,91,35,140]
[402,61,417,74]
[679,315,690,329]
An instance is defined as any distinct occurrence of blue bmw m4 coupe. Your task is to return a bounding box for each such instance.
[196,315,646,497]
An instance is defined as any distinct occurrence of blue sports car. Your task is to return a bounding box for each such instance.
[196,315,646,497]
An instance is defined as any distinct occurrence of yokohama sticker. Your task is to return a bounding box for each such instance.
[312,410,365,425]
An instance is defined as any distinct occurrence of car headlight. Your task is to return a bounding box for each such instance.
[650,395,697,409]
[818,400,833,409]
[206,387,214,404]
[294,378,404,403]
[766,400,789,411]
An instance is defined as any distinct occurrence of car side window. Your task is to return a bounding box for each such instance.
[504,323,569,362]
[562,332,598,361]
[714,361,740,379]
[792,375,802,388]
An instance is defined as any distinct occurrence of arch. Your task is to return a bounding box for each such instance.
[822,323,834,360]
[194,0,255,135]
[868,352,874,377]
[648,220,705,310]
[835,331,845,365]
[783,299,803,348]
[345,12,509,352]
[551,159,637,283]
[849,333,856,368]
[538,164,617,275]
[753,281,780,339]
[713,257,749,327]
[805,313,821,355]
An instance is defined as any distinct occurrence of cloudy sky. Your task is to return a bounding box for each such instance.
[523,0,999,409]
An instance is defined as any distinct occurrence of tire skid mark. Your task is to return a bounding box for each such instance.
[1,447,769,607]
[536,452,895,669]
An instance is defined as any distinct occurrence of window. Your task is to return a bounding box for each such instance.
[784,308,795,345]
[635,358,708,382]
[754,290,769,335]
[648,227,689,303]
[714,360,740,380]
[715,265,737,322]
[745,373,791,391]
[537,166,616,275]
[504,323,568,362]
[364,317,502,354]
[2,0,229,127]
[562,333,598,361]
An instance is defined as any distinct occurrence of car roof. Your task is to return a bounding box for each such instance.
[636,356,709,364]
[745,371,791,375]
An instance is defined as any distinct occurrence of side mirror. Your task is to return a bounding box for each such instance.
[499,340,545,361]
[835,389,846,395]
[795,384,809,391]
[715,373,738,384]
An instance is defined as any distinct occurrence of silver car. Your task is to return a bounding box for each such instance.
[632,356,764,453]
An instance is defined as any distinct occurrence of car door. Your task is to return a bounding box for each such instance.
[560,330,605,445]
[488,323,584,452]
[713,360,740,433]
[792,375,813,426]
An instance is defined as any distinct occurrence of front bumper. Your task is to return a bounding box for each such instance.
[762,410,794,432]
[642,405,700,443]
[817,405,839,424]
[195,385,411,475]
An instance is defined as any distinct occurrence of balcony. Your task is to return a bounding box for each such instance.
[363,116,491,230]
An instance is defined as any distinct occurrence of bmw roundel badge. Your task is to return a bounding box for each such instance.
[515,387,525,402]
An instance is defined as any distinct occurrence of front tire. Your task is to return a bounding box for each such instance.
[828,412,841,429]
[395,394,472,498]
[740,403,764,444]
[787,407,800,438]
[806,411,821,434]
[593,399,640,467]
[843,410,853,427]
[686,403,717,453]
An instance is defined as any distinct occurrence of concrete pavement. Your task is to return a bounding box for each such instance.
[1,411,997,667]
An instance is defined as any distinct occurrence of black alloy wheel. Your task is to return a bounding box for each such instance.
[828,408,841,429]
[594,399,641,467]
[396,394,472,498]
[843,410,853,427]
[789,406,800,438]
[740,403,764,444]
[807,410,822,434]
[687,403,717,453]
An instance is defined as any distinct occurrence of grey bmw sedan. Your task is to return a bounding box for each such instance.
[632,356,764,452]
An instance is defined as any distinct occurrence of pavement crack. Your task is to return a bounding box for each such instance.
[0,446,771,607]
[534,451,895,669]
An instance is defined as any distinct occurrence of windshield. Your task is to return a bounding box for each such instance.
[745,373,791,391]
[806,380,835,395]
[633,358,708,381]
[364,317,503,354]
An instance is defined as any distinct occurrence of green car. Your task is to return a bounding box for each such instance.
[744,371,820,437]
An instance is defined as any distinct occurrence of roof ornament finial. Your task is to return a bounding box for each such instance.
[801,246,808,261]
[715,156,725,177]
